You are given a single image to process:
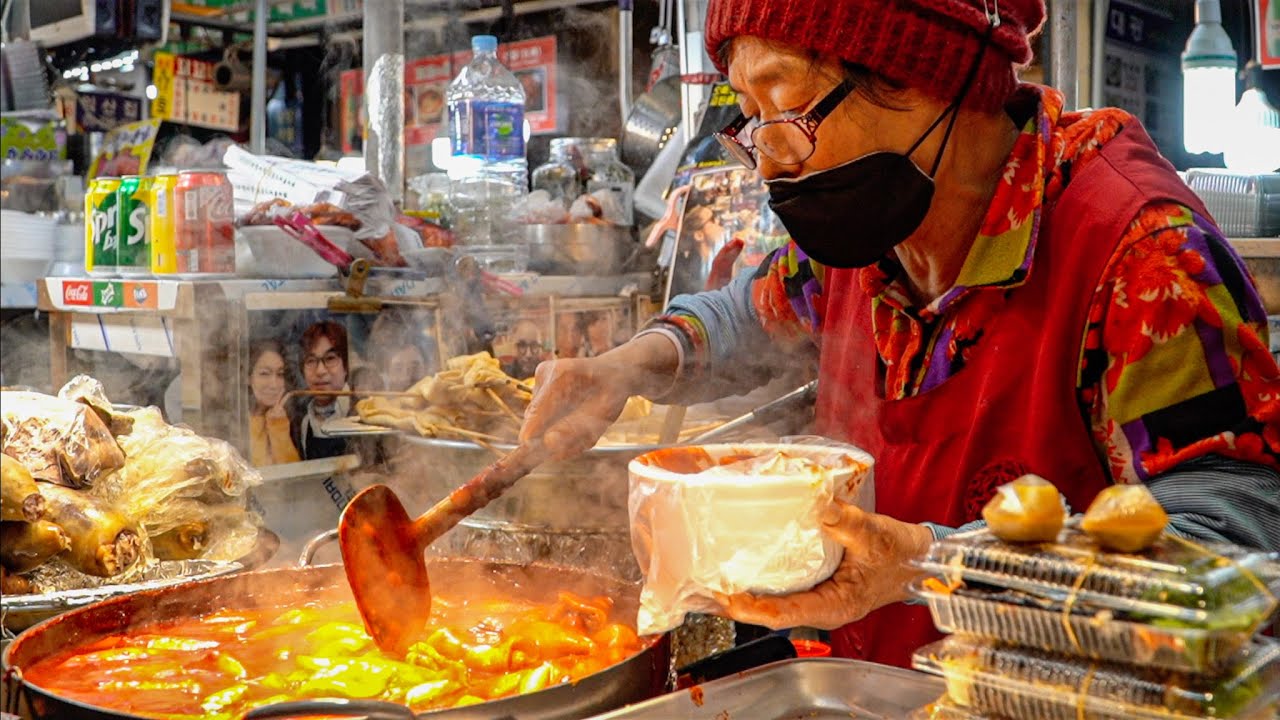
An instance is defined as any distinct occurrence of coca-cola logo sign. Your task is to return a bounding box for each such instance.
[63,281,93,306]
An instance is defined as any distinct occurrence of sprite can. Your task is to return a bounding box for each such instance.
[149,174,180,274]
[117,175,152,276]
[85,177,122,276]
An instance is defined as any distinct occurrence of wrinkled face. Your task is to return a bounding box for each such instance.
[250,351,286,409]
[725,37,931,181]
[302,336,347,403]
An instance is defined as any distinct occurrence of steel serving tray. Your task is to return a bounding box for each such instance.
[586,657,943,720]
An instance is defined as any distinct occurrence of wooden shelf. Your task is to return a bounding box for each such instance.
[1228,238,1280,259]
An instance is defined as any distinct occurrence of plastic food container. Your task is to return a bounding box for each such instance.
[916,526,1280,634]
[1185,170,1280,238]
[912,636,1280,720]
[912,578,1258,674]
[628,442,874,635]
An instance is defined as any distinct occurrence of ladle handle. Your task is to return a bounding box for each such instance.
[411,440,549,549]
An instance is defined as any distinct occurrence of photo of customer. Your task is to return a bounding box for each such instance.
[555,312,584,359]
[246,338,301,467]
[503,318,547,381]
[581,311,615,358]
[291,320,352,461]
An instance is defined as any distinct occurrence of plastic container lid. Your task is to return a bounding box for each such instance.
[912,636,1280,720]
[472,35,498,53]
[916,526,1280,633]
[912,578,1257,675]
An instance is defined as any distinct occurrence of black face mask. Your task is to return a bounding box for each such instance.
[766,29,993,269]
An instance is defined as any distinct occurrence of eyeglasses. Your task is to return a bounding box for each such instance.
[714,81,854,170]
[303,351,344,372]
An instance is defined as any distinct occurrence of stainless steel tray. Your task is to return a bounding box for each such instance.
[586,657,943,719]
[1,559,244,634]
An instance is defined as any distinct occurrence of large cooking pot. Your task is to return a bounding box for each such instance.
[2,558,670,720]
[394,438,654,581]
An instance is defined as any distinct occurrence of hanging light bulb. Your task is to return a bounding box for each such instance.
[1181,0,1237,155]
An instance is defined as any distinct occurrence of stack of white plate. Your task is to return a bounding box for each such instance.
[0,210,57,284]
[46,222,86,277]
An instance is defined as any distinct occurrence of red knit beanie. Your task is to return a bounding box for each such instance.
[704,0,1046,112]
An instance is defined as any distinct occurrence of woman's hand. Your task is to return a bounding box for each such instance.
[265,396,288,420]
[714,501,933,630]
[519,334,680,460]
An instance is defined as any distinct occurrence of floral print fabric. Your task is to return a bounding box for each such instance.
[658,84,1280,481]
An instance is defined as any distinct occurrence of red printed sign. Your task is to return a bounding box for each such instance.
[62,281,94,306]
[1259,0,1280,69]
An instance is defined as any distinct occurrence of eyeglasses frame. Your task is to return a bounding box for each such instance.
[714,81,855,169]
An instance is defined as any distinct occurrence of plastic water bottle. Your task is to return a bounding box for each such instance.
[446,35,527,247]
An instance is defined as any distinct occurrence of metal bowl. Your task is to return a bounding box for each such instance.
[524,224,636,276]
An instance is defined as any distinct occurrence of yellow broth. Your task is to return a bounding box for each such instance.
[23,590,644,718]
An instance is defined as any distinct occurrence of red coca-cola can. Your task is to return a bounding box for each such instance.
[174,170,235,275]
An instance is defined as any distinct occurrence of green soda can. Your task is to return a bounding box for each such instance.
[116,175,153,276]
[85,177,122,276]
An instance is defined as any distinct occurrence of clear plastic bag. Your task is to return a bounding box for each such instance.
[91,406,263,562]
[0,390,124,487]
[628,441,874,635]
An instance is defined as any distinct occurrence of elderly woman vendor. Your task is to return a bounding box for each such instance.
[521,0,1280,667]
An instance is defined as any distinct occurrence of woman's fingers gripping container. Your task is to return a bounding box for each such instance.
[627,441,874,635]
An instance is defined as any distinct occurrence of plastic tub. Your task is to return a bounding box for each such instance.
[912,636,1280,720]
[627,442,874,634]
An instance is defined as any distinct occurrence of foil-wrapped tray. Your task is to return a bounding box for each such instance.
[1,559,245,634]
[585,657,943,719]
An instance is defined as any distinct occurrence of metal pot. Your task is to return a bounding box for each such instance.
[524,224,637,276]
[3,559,669,720]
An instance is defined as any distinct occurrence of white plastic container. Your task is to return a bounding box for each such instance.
[237,225,366,278]
[628,442,874,635]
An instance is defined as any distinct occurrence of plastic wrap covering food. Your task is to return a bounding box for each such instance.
[917,525,1280,635]
[57,375,134,436]
[0,390,125,487]
[628,442,874,635]
[913,635,1280,720]
[91,406,263,563]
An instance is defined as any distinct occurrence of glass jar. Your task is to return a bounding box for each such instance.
[531,138,635,226]
[582,138,634,226]
[530,137,588,204]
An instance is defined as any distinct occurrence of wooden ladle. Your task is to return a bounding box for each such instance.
[338,440,549,654]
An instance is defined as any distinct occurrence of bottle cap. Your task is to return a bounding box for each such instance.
[472,35,498,53]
